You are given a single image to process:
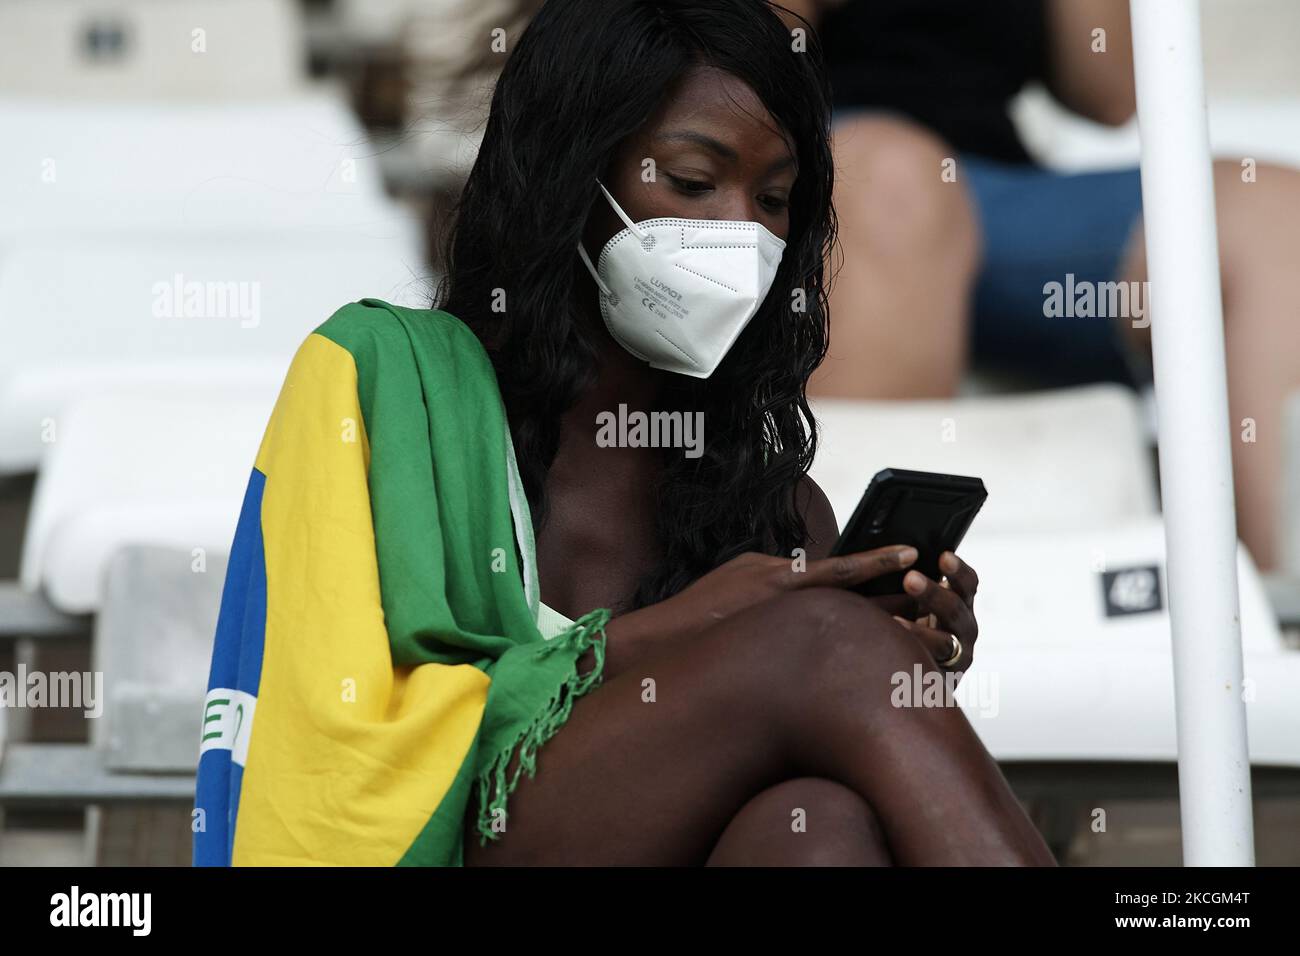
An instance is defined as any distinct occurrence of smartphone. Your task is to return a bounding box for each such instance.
[830,468,987,597]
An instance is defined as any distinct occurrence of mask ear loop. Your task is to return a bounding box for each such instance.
[595,179,647,241]
[576,242,611,296]
[576,179,649,297]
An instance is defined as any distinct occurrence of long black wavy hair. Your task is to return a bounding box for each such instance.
[436,0,836,610]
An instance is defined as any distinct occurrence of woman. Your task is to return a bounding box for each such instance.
[195,0,1053,867]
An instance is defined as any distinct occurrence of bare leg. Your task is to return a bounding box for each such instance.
[1119,159,1300,569]
[811,114,980,399]
[704,776,893,866]
[463,587,1054,866]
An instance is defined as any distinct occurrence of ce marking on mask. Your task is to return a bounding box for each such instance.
[636,276,689,322]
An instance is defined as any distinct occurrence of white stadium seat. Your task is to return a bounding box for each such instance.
[811,386,1300,770]
[0,95,408,242]
[809,384,1158,534]
[0,232,430,474]
[94,545,230,773]
[0,0,305,101]
[19,389,279,613]
[955,518,1300,767]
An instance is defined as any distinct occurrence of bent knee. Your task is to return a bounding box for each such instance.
[833,113,952,176]
[754,587,925,677]
[1212,158,1300,275]
[832,113,976,251]
[755,776,877,829]
[746,777,889,865]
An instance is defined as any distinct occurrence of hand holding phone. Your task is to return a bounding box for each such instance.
[831,468,987,597]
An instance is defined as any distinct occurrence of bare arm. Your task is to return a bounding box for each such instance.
[588,475,893,681]
[796,473,840,560]
[773,0,850,31]
[1044,0,1137,126]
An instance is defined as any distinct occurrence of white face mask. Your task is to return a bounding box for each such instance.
[576,180,786,378]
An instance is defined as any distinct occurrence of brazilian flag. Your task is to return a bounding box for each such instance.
[193,299,609,866]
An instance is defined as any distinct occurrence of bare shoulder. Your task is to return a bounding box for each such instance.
[795,474,839,561]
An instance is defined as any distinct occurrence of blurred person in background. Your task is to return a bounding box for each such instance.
[781,0,1300,571]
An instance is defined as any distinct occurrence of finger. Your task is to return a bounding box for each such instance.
[867,594,920,618]
[892,617,965,669]
[798,545,917,590]
[903,570,977,644]
[939,551,978,610]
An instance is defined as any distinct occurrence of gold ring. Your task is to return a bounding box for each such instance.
[938,634,962,668]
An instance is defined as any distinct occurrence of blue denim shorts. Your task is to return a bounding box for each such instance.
[829,109,1148,387]
[958,153,1147,387]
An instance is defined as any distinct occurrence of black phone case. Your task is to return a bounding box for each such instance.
[830,468,987,597]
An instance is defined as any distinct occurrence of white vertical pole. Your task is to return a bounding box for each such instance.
[1129,0,1254,865]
